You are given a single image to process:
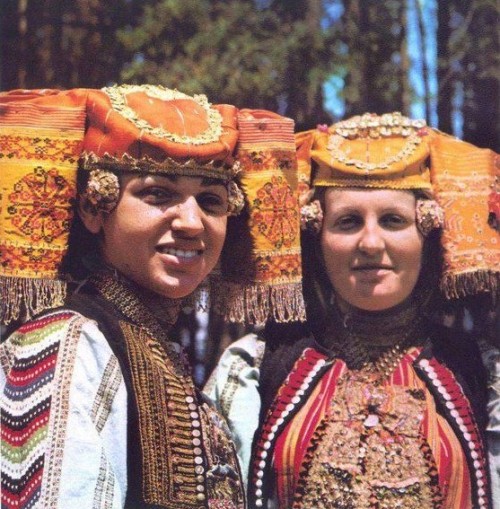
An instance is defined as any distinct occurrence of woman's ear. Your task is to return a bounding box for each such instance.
[77,195,104,234]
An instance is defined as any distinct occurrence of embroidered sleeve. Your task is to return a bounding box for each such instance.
[0,312,127,509]
[203,333,264,486]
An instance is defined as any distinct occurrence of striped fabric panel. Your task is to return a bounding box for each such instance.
[0,101,86,130]
[274,359,345,505]
[237,116,295,148]
[1,312,75,509]
[392,349,472,508]
[92,451,116,509]
[90,356,122,434]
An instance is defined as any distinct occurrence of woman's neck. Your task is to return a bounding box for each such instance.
[321,294,428,367]
[90,267,182,339]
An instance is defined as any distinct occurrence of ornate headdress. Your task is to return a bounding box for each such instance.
[0,85,305,325]
[215,109,305,324]
[297,112,499,300]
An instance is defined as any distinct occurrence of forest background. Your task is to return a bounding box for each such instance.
[1,0,499,383]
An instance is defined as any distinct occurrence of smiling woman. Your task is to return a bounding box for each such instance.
[0,85,303,509]
[81,174,229,300]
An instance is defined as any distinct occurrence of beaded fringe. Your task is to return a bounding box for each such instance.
[441,270,499,302]
[211,281,306,325]
[0,276,66,325]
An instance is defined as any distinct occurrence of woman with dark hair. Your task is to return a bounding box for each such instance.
[207,113,499,508]
[0,85,304,509]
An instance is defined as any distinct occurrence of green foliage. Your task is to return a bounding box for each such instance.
[1,0,497,146]
[117,0,334,125]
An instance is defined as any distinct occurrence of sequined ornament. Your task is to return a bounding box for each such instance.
[416,199,445,237]
[84,169,120,213]
[294,371,439,509]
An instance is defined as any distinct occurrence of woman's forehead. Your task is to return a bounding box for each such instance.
[124,173,226,188]
[324,187,416,209]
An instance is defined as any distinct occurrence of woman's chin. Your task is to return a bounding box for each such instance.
[153,275,204,301]
[341,293,408,313]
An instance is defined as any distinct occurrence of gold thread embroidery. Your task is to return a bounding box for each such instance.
[121,322,203,507]
[102,84,223,145]
[327,131,423,173]
[293,371,440,509]
[200,402,245,508]
[80,152,238,181]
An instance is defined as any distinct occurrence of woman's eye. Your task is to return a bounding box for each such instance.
[334,215,362,231]
[138,187,174,204]
[197,193,228,214]
[381,214,408,228]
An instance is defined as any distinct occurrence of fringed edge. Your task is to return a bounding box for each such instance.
[440,270,499,302]
[0,277,66,325]
[210,281,306,325]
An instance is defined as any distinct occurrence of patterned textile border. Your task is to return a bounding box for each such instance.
[1,311,82,509]
[430,136,500,298]
[216,113,306,324]
[0,96,86,323]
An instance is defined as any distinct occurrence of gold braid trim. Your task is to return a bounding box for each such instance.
[91,272,245,507]
[121,322,205,507]
[80,152,238,181]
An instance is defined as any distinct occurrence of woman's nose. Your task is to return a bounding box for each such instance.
[170,197,204,236]
[357,223,385,254]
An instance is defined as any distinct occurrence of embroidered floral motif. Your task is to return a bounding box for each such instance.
[253,252,301,282]
[201,402,245,508]
[251,176,299,249]
[7,167,74,242]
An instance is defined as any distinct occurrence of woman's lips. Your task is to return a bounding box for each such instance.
[351,265,393,278]
[156,246,204,266]
[158,247,201,259]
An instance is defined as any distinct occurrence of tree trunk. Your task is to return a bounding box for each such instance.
[343,0,369,116]
[436,0,453,134]
[400,1,411,115]
[415,0,431,122]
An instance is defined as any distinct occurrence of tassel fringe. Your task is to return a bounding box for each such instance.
[441,270,499,302]
[0,277,66,325]
[210,281,306,325]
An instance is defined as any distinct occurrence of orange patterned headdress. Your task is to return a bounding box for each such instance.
[297,112,499,300]
[214,110,305,324]
[0,85,305,325]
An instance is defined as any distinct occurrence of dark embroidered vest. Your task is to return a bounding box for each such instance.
[68,278,245,509]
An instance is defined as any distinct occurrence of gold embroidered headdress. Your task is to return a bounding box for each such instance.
[215,109,305,324]
[297,112,499,299]
[0,85,305,325]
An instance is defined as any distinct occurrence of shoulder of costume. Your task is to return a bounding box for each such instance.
[414,323,488,431]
